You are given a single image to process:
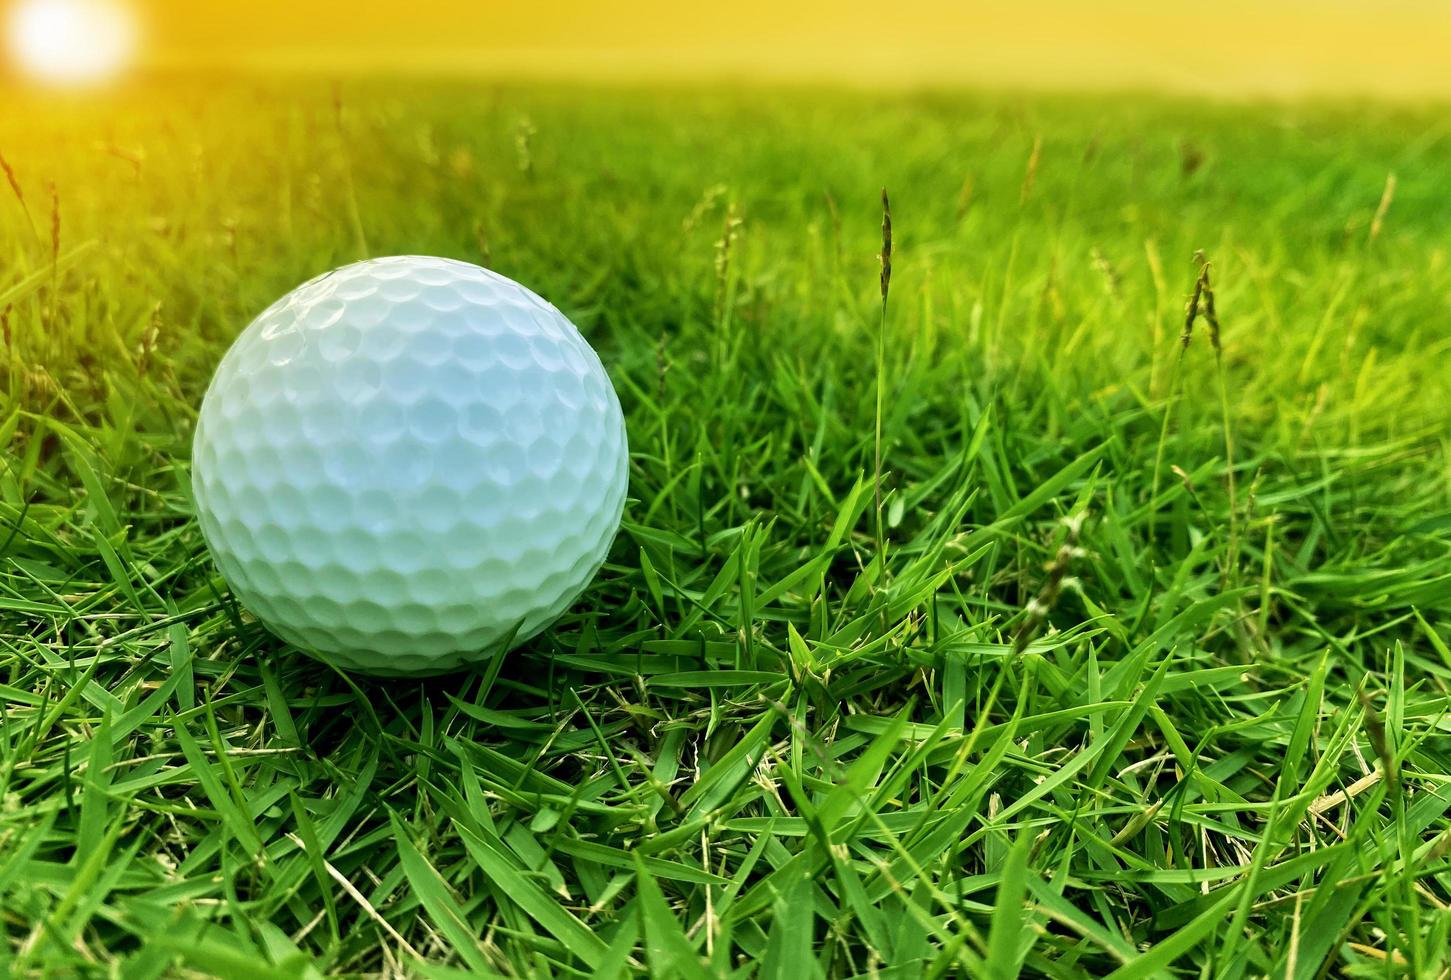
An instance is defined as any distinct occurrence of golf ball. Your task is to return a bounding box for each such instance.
[191,256,628,675]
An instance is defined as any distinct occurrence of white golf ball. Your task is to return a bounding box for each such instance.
[191,256,629,675]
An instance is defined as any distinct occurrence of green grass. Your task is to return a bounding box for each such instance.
[2,76,1450,977]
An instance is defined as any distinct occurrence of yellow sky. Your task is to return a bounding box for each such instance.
[137,0,1451,97]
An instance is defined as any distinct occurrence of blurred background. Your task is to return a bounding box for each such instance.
[5,0,1451,98]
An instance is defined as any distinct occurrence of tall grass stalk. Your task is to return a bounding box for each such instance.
[875,189,892,570]
[713,202,743,369]
[0,150,38,244]
[1197,258,1241,587]
[1149,252,1235,577]
[1146,263,1199,546]
[46,181,59,345]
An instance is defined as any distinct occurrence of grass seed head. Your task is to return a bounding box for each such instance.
[137,304,161,377]
[712,203,744,328]
[0,150,30,232]
[655,330,669,399]
[1181,277,1201,350]
[1182,251,1220,353]
[1357,687,1398,793]
[1091,247,1121,300]
[1011,512,1088,656]
[1197,256,1221,353]
[879,188,892,301]
[515,117,537,175]
[0,152,38,260]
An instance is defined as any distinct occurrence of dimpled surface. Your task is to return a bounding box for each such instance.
[192,256,629,675]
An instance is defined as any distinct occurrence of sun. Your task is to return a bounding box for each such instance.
[6,0,137,85]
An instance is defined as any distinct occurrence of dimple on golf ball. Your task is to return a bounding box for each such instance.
[191,255,629,676]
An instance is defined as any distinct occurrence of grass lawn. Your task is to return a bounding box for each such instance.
[2,77,1450,977]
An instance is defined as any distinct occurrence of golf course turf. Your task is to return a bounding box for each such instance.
[2,79,1449,976]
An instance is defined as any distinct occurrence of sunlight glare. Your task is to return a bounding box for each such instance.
[7,0,137,85]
